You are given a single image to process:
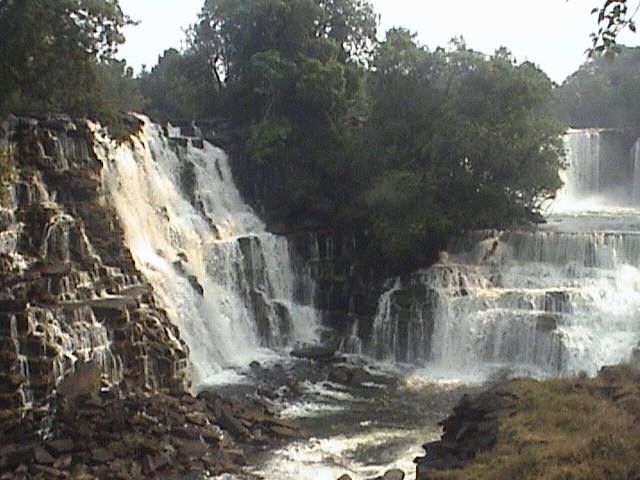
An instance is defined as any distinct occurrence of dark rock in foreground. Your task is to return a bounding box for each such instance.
[415,387,517,479]
[290,344,339,361]
[0,387,299,479]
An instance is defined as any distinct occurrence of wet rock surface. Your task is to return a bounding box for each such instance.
[0,116,190,434]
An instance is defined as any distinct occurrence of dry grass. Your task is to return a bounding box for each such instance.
[436,366,640,480]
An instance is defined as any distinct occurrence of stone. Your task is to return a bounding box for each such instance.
[337,475,353,480]
[269,424,298,438]
[328,365,352,384]
[186,411,208,427]
[57,361,102,400]
[382,469,405,480]
[45,438,75,455]
[536,313,558,332]
[187,275,204,296]
[173,438,208,459]
[53,455,72,470]
[415,387,517,479]
[0,444,35,469]
[90,447,115,464]
[290,344,337,361]
[29,464,66,478]
[33,446,55,465]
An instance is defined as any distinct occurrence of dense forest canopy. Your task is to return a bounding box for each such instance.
[555,45,640,131]
[4,0,629,274]
[0,0,135,129]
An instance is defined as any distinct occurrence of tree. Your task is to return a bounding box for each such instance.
[191,0,376,88]
[555,46,640,130]
[590,0,640,56]
[185,0,374,225]
[0,0,132,117]
[358,32,564,270]
[96,59,146,114]
[138,49,219,121]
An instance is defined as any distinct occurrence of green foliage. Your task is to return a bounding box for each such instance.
[247,117,292,165]
[555,46,640,130]
[0,0,565,275]
[138,48,219,121]
[0,0,131,117]
[181,2,564,273]
[0,0,144,140]
[96,60,147,114]
[357,34,563,270]
[187,0,373,234]
[433,366,640,480]
[589,0,640,57]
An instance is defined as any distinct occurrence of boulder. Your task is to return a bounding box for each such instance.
[56,360,101,400]
[45,438,75,455]
[90,447,115,464]
[382,469,405,480]
[290,344,337,361]
[33,446,55,465]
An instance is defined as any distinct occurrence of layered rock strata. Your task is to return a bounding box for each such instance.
[0,116,190,435]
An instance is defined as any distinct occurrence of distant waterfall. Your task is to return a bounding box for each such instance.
[554,129,640,211]
[632,139,640,203]
[564,129,601,197]
[98,120,319,387]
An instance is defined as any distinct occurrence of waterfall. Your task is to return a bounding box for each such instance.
[97,120,319,387]
[366,230,640,376]
[363,129,640,378]
[552,129,602,212]
[632,139,640,203]
[565,129,601,196]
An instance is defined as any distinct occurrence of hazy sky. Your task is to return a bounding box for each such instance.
[118,0,640,83]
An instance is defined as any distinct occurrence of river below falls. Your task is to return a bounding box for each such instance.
[211,357,479,480]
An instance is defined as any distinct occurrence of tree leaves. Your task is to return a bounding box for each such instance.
[0,0,132,117]
[589,0,640,57]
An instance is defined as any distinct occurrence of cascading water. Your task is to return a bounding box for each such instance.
[363,129,640,378]
[633,139,640,203]
[97,119,320,388]
[560,129,601,200]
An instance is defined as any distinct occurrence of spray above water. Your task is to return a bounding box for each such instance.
[98,119,320,388]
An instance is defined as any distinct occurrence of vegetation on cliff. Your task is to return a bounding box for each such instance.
[0,0,566,274]
[0,0,141,136]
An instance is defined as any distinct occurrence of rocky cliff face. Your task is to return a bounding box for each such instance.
[0,116,190,434]
[288,232,385,345]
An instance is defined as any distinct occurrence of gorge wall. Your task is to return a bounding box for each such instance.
[0,116,190,434]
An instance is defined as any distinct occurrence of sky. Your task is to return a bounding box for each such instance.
[117,0,640,83]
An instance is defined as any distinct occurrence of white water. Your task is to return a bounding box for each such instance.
[97,120,319,388]
[365,129,640,378]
